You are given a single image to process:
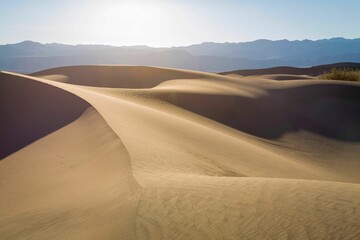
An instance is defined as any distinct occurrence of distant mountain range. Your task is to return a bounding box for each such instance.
[1,38,360,73]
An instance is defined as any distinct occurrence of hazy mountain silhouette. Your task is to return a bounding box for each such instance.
[0,38,359,73]
[180,38,360,60]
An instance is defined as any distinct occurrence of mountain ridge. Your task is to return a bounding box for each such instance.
[1,38,360,73]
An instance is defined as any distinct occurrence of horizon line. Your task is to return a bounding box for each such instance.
[2,37,360,48]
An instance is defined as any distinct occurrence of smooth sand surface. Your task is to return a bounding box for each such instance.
[1,66,360,239]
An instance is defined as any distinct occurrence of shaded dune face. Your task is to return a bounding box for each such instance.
[157,84,360,140]
[257,74,315,81]
[32,65,208,88]
[219,62,360,76]
[0,108,140,239]
[220,66,323,76]
[0,72,89,159]
[32,65,360,141]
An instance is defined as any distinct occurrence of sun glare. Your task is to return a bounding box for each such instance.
[85,1,166,45]
[118,2,161,22]
[103,2,162,32]
[66,0,197,46]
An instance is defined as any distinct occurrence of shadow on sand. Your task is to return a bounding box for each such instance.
[0,73,89,159]
[159,83,360,141]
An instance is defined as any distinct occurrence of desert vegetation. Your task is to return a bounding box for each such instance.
[319,68,360,81]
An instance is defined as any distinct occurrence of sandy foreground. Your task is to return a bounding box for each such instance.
[1,65,360,239]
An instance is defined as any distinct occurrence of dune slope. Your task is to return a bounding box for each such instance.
[0,73,140,239]
[0,72,89,159]
[31,65,218,88]
[1,65,360,239]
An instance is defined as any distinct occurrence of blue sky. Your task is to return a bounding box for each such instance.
[1,0,359,47]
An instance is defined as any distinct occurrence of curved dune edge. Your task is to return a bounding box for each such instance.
[1,66,360,239]
[0,71,90,159]
[0,72,140,239]
[0,108,141,239]
[31,65,230,88]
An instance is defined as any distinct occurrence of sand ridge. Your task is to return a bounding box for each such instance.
[1,65,360,239]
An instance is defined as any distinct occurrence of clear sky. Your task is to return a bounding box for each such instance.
[1,0,359,47]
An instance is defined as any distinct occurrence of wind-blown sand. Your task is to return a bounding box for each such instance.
[1,65,360,239]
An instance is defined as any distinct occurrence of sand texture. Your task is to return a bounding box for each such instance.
[1,65,360,239]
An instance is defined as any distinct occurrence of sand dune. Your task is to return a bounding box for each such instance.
[31,65,217,88]
[220,62,360,77]
[0,72,89,159]
[1,65,360,239]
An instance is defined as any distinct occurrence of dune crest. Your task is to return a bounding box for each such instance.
[1,65,360,239]
[0,72,89,159]
[32,65,223,88]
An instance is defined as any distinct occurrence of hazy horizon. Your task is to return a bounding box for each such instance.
[3,37,360,48]
[1,0,360,47]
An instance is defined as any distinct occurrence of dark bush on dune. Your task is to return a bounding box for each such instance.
[319,68,360,81]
